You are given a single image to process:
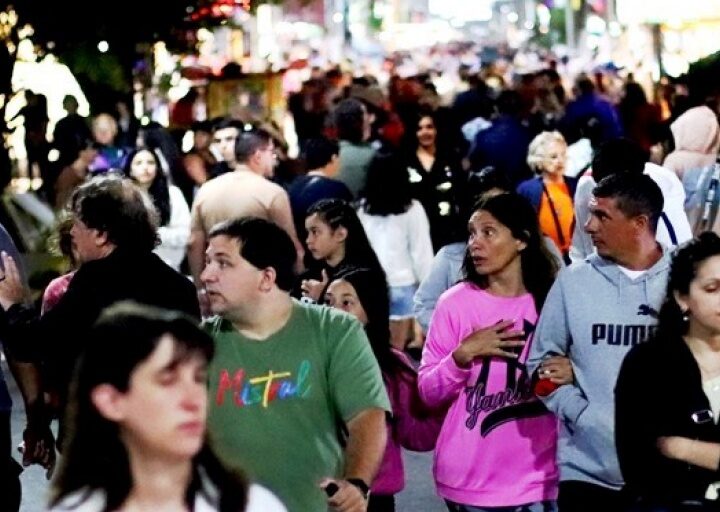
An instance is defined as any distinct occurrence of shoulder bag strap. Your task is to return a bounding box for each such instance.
[541,182,567,248]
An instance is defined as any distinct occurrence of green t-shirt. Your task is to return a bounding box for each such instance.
[205,300,390,512]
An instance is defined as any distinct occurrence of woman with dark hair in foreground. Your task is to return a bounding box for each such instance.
[616,232,720,511]
[49,302,285,512]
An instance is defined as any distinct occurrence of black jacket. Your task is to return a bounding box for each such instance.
[616,337,720,506]
[2,249,200,403]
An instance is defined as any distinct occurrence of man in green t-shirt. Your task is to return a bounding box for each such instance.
[201,216,390,512]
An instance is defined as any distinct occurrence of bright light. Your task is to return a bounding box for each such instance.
[608,21,622,37]
[507,12,519,23]
[428,0,492,22]
[586,14,606,35]
[536,4,551,26]
[97,40,109,53]
[333,12,344,23]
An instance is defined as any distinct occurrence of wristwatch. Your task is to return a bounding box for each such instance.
[345,478,370,500]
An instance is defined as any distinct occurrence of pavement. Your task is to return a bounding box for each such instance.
[5,360,446,512]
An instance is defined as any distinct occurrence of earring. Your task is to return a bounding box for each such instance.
[682,310,690,323]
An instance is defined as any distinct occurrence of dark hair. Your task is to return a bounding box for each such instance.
[211,117,244,134]
[654,232,720,342]
[137,123,186,192]
[208,217,296,292]
[47,210,75,259]
[592,172,664,233]
[306,199,384,274]
[122,148,171,226]
[361,151,412,215]
[466,166,512,197]
[404,107,439,150]
[303,137,339,171]
[333,98,366,144]
[462,193,558,310]
[331,267,397,375]
[576,75,596,95]
[51,302,247,512]
[71,176,159,253]
[496,89,523,117]
[191,120,213,134]
[235,129,272,164]
[591,138,649,182]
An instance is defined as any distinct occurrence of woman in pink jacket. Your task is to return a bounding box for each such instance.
[419,193,559,511]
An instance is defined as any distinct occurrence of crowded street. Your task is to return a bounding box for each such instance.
[1,0,720,511]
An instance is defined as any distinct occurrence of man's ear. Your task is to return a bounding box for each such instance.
[633,214,650,232]
[94,229,109,247]
[259,267,277,292]
[90,384,126,422]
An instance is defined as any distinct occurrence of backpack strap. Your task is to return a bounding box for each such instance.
[660,212,677,245]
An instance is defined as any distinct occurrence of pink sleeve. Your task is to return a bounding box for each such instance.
[418,298,471,407]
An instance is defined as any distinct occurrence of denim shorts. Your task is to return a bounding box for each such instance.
[389,284,417,320]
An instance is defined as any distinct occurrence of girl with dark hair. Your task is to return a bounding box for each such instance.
[419,193,560,510]
[404,109,464,251]
[300,198,386,303]
[123,148,191,271]
[49,302,285,512]
[616,232,720,511]
[325,267,443,512]
[358,151,434,350]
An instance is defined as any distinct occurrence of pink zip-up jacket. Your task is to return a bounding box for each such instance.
[372,350,445,496]
[418,283,558,507]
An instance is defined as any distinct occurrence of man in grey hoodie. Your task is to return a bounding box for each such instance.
[528,172,670,511]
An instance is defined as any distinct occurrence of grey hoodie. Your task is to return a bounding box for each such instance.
[528,249,671,490]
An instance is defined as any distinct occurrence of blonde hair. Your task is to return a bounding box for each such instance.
[526,131,567,174]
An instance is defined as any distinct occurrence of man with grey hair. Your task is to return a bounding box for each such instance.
[188,128,304,291]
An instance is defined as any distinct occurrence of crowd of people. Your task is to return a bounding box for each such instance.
[1,59,720,512]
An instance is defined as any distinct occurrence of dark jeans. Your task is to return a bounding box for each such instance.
[558,481,629,512]
[0,412,22,512]
[368,493,395,512]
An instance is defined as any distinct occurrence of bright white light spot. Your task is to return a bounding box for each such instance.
[48,149,59,162]
[333,12,344,23]
[537,4,551,26]
[98,41,109,53]
[507,12,519,23]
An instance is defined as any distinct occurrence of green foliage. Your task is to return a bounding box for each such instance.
[59,44,129,93]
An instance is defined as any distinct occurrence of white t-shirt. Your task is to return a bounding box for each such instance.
[617,266,647,281]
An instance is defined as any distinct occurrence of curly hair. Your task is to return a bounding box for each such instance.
[71,175,159,253]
